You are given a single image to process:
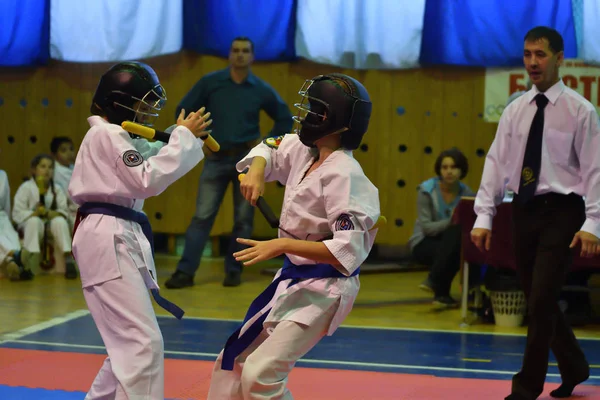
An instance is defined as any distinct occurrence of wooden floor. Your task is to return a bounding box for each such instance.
[2,254,600,339]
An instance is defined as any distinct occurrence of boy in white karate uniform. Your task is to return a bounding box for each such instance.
[207,73,381,400]
[68,61,212,400]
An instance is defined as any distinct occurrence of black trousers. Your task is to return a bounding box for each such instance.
[511,192,589,399]
[413,224,467,296]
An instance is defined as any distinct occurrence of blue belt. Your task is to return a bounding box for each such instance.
[220,256,359,370]
[75,202,185,320]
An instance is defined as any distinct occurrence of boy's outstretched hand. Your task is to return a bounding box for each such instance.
[177,107,213,139]
[234,238,288,266]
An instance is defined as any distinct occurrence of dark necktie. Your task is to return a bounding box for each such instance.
[518,93,549,203]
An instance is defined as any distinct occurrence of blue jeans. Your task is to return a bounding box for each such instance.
[176,154,255,276]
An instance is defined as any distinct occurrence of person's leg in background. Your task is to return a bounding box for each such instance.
[0,223,32,281]
[20,217,44,274]
[48,215,73,277]
[412,236,440,273]
[165,159,230,289]
[559,270,593,326]
[420,224,463,306]
[413,235,440,293]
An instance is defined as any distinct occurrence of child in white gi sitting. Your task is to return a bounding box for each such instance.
[12,154,75,278]
[207,73,381,400]
[0,168,32,280]
[50,136,78,231]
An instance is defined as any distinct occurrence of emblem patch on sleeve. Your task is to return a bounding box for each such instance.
[123,150,143,167]
[335,214,355,231]
[263,135,284,149]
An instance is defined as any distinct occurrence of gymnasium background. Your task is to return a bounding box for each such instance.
[1,0,598,251]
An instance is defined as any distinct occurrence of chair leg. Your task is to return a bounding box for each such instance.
[461,261,470,325]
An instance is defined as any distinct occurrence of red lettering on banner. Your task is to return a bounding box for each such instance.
[509,73,526,94]
[563,75,578,89]
[580,76,596,101]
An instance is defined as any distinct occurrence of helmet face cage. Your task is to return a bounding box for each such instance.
[292,78,330,134]
[114,83,167,127]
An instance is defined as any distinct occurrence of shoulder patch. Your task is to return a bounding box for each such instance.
[123,150,143,167]
[334,213,355,231]
[263,135,284,149]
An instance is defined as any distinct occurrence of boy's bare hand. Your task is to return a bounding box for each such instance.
[177,108,213,139]
[240,170,265,207]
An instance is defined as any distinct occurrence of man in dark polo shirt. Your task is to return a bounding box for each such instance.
[165,37,293,288]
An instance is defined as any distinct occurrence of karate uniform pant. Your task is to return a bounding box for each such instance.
[0,223,20,262]
[0,225,21,279]
[20,216,72,273]
[82,246,164,400]
[67,208,77,233]
[207,301,338,400]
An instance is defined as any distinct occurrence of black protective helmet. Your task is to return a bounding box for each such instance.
[91,61,167,127]
[294,73,372,149]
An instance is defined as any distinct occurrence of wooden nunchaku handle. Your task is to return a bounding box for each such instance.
[121,121,220,152]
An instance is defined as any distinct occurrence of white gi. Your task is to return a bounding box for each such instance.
[207,134,380,400]
[69,116,205,400]
[12,174,72,273]
[0,170,21,270]
[53,162,78,230]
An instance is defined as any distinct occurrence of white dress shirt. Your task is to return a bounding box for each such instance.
[474,79,600,238]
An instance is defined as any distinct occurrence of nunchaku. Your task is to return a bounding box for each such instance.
[237,173,387,238]
[121,121,221,153]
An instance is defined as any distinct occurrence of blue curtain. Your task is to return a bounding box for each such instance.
[182,0,297,61]
[420,0,578,67]
[0,0,50,66]
[3,0,597,69]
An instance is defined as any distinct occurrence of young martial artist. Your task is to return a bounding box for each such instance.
[207,73,381,399]
[50,136,78,230]
[68,61,212,400]
[12,154,74,277]
[0,168,32,281]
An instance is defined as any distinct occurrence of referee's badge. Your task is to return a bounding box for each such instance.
[522,167,535,185]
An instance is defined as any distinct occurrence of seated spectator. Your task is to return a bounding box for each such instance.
[12,154,76,279]
[0,167,32,281]
[408,147,476,306]
[50,136,78,230]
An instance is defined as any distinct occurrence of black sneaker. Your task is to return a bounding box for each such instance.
[12,250,34,281]
[418,278,434,293]
[19,268,34,281]
[165,270,194,289]
[222,271,241,287]
[433,295,458,307]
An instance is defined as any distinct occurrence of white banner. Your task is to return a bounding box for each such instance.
[483,59,600,123]
[50,0,182,63]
